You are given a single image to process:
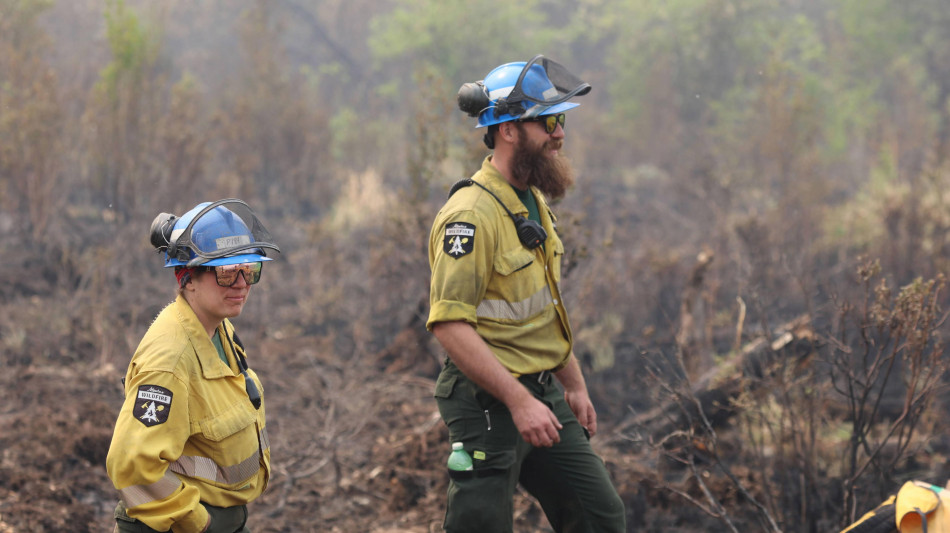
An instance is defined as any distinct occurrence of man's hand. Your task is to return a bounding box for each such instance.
[510,395,562,447]
[564,387,598,437]
[432,322,562,447]
[555,354,598,437]
[431,322,567,447]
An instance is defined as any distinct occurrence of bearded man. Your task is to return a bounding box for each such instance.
[425,56,626,533]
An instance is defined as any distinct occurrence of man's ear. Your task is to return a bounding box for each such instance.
[499,121,518,144]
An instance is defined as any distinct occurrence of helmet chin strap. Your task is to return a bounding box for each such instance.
[483,129,495,149]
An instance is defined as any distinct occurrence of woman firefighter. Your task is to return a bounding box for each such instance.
[106,199,279,533]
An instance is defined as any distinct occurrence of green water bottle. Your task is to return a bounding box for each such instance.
[447,442,473,471]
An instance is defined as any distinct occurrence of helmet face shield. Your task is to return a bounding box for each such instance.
[465,55,591,128]
[160,199,281,267]
[501,55,591,119]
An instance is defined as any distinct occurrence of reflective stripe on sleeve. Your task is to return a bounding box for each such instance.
[476,285,553,321]
[259,426,270,451]
[120,470,181,508]
[170,450,261,485]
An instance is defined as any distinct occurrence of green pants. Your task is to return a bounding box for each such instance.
[434,361,626,533]
[113,500,250,533]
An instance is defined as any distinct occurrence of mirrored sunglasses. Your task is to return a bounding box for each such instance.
[521,113,566,134]
[210,262,262,287]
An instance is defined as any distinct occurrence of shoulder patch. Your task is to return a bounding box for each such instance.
[443,222,476,259]
[132,385,173,427]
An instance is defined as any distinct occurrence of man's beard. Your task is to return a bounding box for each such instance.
[510,124,575,201]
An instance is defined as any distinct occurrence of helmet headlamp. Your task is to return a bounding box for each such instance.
[457,81,490,118]
[149,212,178,250]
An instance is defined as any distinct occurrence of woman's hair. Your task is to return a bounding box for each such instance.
[174,266,206,297]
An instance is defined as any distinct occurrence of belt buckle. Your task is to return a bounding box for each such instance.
[537,370,551,384]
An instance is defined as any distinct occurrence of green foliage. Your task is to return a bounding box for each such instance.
[210,2,335,212]
[157,72,207,206]
[83,0,176,219]
[597,0,764,122]
[329,106,360,163]
[406,64,453,200]
[98,0,158,104]
[368,0,562,93]
[0,0,53,24]
[0,0,61,241]
[825,0,941,158]
[833,0,913,76]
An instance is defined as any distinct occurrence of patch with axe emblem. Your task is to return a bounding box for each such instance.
[132,385,173,427]
[443,222,475,259]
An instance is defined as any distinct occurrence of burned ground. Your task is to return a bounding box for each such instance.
[1,233,945,533]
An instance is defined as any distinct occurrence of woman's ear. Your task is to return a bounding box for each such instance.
[181,270,197,292]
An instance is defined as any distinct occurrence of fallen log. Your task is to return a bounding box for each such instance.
[615,314,819,442]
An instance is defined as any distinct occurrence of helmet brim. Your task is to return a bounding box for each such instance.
[164,253,274,268]
[476,101,579,129]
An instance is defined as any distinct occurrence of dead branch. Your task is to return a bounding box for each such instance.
[615,314,818,442]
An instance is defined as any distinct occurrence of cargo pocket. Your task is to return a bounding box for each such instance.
[449,447,516,481]
[481,401,519,450]
[495,247,534,276]
[488,247,539,320]
[198,405,258,487]
[435,373,468,440]
[434,373,458,400]
[200,404,256,442]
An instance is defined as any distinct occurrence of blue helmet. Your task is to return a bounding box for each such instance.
[457,55,591,129]
[149,199,280,268]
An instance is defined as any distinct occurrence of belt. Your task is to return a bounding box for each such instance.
[519,369,553,385]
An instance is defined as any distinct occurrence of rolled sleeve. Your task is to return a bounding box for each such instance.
[427,209,494,331]
[426,299,478,330]
[107,368,203,532]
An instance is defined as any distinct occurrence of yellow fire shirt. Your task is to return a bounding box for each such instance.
[107,295,270,532]
[427,156,573,375]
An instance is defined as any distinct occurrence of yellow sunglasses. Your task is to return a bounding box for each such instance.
[520,113,565,134]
